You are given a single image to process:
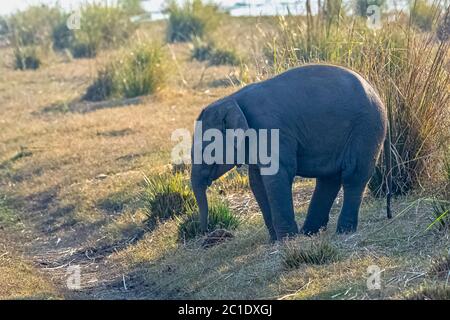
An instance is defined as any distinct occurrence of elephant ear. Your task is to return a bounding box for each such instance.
[220,99,249,165]
[200,99,249,165]
[222,99,249,132]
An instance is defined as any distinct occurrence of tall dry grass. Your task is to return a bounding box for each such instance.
[83,40,167,101]
[259,4,450,196]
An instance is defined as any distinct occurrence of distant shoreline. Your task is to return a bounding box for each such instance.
[0,0,410,17]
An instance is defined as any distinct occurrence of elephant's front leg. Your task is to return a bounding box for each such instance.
[249,165,277,242]
[261,167,298,240]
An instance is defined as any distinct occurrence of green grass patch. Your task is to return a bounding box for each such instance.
[7,5,63,47]
[212,168,249,194]
[69,41,97,59]
[142,173,196,223]
[165,0,223,43]
[282,238,340,268]
[208,47,240,66]
[13,46,41,70]
[51,16,75,51]
[428,199,450,232]
[83,41,167,101]
[69,3,137,58]
[191,38,240,66]
[5,3,137,59]
[0,197,20,229]
[178,200,240,241]
[191,38,214,61]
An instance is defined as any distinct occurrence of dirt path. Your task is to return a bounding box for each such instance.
[2,179,151,299]
[1,172,319,299]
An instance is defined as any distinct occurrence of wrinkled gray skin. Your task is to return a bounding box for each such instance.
[191,64,387,241]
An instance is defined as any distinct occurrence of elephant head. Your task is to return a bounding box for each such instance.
[190,99,249,233]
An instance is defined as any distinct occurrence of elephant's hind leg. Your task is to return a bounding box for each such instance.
[249,165,277,242]
[337,126,382,233]
[336,182,366,233]
[301,176,341,235]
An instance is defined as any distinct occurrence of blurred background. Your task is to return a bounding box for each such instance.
[0,0,417,18]
[0,0,449,300]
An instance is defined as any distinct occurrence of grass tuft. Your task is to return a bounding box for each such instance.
[170,163,191,175]
[406,284,450,300]
[178,201,239,241]
[429,253,450,279]
[83,68,115,101]
[208,47,240,66]
[83,41,167,101]
[7,5,63,47]
[69,41,97,59]
[51,17,75,51]
[212,168,249,194]
[191,38,214,61]
[69,3,136,58]
[13,46,41,70]
[191,38,240,66]
[282,238,339,268]
[428,199,450,232]
[142,173,196,223]
[165,0,223,43]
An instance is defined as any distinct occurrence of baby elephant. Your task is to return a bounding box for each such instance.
[191,64,390,241]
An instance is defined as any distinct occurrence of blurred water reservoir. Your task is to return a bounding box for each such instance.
[142,0,312,20]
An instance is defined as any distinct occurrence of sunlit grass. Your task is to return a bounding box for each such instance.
[178,200,240,240]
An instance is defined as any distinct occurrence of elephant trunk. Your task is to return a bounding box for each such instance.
[191,172,209,233]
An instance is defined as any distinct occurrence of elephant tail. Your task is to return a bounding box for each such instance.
[384,126,393,219]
